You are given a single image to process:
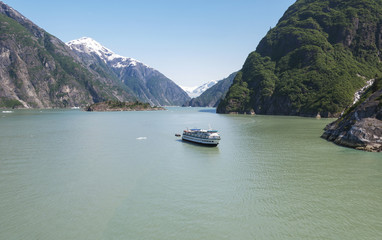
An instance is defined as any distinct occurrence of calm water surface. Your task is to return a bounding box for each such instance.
[0,108,381,240]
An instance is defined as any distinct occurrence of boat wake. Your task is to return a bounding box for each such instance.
[136,137,147,140]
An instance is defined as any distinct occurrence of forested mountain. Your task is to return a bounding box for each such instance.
[218,0,382,117]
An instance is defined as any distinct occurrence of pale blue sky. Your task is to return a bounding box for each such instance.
[4,0,295,87]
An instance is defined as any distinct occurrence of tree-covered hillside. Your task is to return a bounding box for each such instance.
[218,0,382,117]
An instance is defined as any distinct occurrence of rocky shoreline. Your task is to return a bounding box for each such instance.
[85,101,165,112]
[321,85,382,152]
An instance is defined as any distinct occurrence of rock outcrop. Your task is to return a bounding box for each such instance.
[322,79,382,152]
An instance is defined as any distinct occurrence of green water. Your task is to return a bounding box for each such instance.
[0,108,381,240]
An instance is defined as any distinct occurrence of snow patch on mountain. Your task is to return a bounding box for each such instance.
[66,37,146,68]
[181,80,218,98]
[181,85,198,93]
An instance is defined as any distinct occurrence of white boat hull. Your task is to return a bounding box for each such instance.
[182,134,220,146]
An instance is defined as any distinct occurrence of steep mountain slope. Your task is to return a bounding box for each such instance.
[183,72,237,107]
[322,78,382,151]
[67,38,190,106]
[0,1,133,108]
[218,0,382,117]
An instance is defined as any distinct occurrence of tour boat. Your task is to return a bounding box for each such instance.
[182,128,221,146]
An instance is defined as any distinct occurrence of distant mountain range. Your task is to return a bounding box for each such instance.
[0,1,189,108]
[67,38,190,106]
[183,72,237,107]
[181,80,218,98]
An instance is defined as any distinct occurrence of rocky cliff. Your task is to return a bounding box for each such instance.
[322,78,382,152]
[0,1,134,108]
[218,0,382,117]
[183,72,236,107]
[67,38,190,106]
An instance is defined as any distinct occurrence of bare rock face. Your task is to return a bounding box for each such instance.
[322,86,382,152]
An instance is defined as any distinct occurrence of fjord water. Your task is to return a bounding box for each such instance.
[0,108,381,240]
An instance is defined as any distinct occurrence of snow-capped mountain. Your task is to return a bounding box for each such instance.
[67,37,190,106]
[182,80,218,98]
[67,37,145,69]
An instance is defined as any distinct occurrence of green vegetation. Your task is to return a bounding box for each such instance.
[86,100,163,111]
[0,98,23,108]
[218,0,382,116]
[108,100,149,109]
[0,14,35,47]
[218,72,251,113]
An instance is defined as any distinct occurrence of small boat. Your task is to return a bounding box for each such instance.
[175,133,181,137]
[182,128,221,146]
